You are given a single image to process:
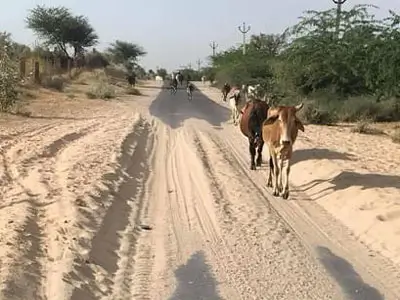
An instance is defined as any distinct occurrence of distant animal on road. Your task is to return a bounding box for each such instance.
[262,103,305,199]
[241,84,262,101]
[176,73,183,86]
[170,77,178,95]
[155,75,163,82]
[221,82,245,125]
[221,82,231,102]
[247,84,262,100]
[127,73,136,87]
[227,87,243,125]
[187,81,195,101]
[240,99,270,170]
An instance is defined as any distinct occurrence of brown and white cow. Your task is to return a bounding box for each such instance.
[262,103,305,199]
[227,86,242,125]
[221,83,243,125]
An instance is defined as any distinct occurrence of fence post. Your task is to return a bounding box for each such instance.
[34,61,40,84]
[19,58,26,78]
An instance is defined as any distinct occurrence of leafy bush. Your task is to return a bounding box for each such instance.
[350,121,384,135]
[85,50,109,69]
[208,5,400,124]
[0,32,19,111]
[298,102,336,125]
[125,87,141,95]
[391,128,400,143]
[41,75,65,91]
[86,82,115,99]
[104,65,126,80]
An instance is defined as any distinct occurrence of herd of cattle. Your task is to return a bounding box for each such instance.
[220,82,304,200]
[150,75,303,200]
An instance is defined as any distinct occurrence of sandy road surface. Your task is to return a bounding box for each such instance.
[0,81,398,300]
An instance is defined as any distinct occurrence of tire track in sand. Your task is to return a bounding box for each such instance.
[112,120,164,300]
[36,118,125,300]
[123,122,174,300]
[126,125,253,299]
[0,123,59,186]
[64,118,154,300]
[217,124,400,300]
[0,124,98,300]
[114,123,239,300]
[191,129,345,300]
[104,118,157,300]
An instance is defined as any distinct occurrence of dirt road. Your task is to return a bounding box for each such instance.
[0,81,398,300]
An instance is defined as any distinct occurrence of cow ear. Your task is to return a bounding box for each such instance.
[263,114,278,125]
[267,107,279,118]
[264,108,279,125]
[296,118,305,132]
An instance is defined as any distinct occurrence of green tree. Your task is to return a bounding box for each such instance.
[208,4,400,122]
[26,5,98,58]
[133,64,146,79]
[107,40,146,72]
[247,33,287,56]
[11,42,31,59]
[85,48,110,69]
[156,68,168,78]
[202,67,216,83]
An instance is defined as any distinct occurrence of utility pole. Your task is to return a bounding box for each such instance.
[196,59,202,70]
[209,41,218,57]
[238,21,251,55]
[332,0,347,37]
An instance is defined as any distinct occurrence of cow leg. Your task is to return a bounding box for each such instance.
[256,140,263,166]
[271,154,279,196]
[234,102,240,125]
[277,158,284,194]
[280,159,290,199]
[267,156,273,187]
[234,107,239,125]
[249,137,256,170]
[236,106,241,125]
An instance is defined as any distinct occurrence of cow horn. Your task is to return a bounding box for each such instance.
[295,103,304,111]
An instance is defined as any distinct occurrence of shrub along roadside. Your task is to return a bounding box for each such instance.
[86,82,115,100]
[207,4,400,125]
[0,33,19,111]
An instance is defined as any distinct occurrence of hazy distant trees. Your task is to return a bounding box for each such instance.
[107,40,146,73]
[156,68,168,79]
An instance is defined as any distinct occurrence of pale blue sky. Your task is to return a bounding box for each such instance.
[1,0,398,71]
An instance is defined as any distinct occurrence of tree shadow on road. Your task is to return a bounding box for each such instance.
[149,88,230,129]
[316,246,384,300]
[299,171,400,199]
[169,250,222,300]
[292,148,355,166]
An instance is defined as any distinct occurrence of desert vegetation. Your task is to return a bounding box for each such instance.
[0,4,149,111]
[204,4,400,131]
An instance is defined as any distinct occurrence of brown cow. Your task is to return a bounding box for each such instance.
[262,103,305,199]
[240,99,270,170]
